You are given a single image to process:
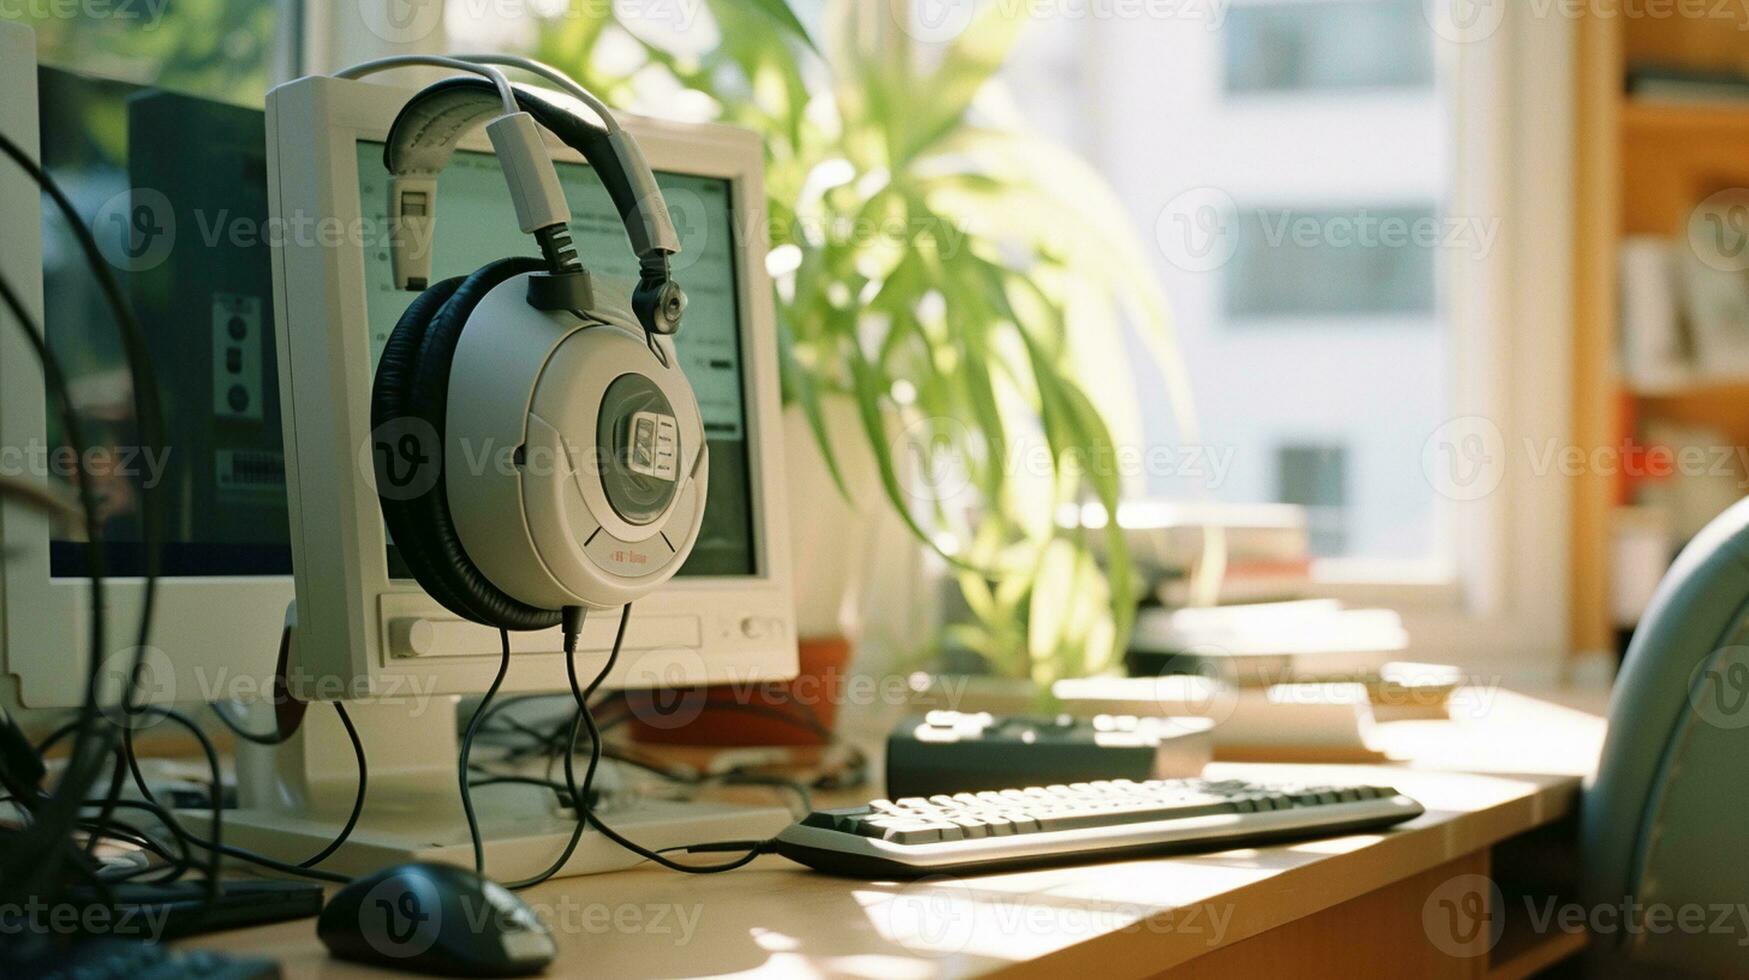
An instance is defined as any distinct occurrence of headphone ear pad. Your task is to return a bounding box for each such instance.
[371,255,560,631]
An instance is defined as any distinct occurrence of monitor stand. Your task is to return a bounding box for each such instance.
[216,697,793,880]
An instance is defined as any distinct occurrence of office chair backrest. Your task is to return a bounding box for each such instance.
[1581,495,1749,978]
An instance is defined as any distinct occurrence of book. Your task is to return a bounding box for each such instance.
[1065,500,1310,573]
[1680,222,1749,379]
[1618,236,1690,390]
[1156,556,1314,606]
[1627,65,1749,103]
[1127,600,1409,686]
[1051,675,1384,762]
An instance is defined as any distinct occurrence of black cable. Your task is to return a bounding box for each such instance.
[560,605,584,658]
[470,646,837,819]
[0,128,166,908]
[477,714,573,763]
[85,727,131,858]
[77,818,181,870]
[31,719,85,759]
[203,673,368,869]
[89,798,348,884]
[120,709,222,902]
[87,800,193,884]
[659,839,775,856]
[292,703,367,869]
[558,606,774,875]
[459,629,516,876]
[0,271,108,904]
[504,607,614,890]
[85,702,349,886]
[599,748,814,814]
[468,774,583,802]
[482,713,560,747]
[592,691,868,790]
[575,715,772,873]
[13,743,197,884]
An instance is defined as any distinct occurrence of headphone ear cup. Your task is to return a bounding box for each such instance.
[373,273,464,612]
[371,255,560,630]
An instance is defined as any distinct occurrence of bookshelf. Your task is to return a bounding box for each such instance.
[1573,13,1749,656]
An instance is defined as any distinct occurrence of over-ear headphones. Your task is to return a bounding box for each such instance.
[353,59,707,630]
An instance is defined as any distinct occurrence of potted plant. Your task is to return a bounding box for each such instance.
[526,0,1198,731]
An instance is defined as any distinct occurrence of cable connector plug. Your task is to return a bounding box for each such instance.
[561,605,585,656]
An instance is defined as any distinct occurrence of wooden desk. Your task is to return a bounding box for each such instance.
[189,690,1606,978]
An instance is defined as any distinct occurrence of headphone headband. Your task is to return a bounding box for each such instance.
[385,78,680,259]
[383,77,687,335]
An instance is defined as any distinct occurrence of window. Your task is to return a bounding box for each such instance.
[997,9,1452,568]
[3,1,293,104]
[1226,205,1439,320]
[1277,444,1348,556]
[1225,0,1435,94]
[348,0,1575,662]
[987,1,1576,664]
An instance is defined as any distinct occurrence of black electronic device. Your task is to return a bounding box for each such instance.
[885,710,1215,799]
[0,937,280,980]
[65,880,324,940]
[318,861,556,978]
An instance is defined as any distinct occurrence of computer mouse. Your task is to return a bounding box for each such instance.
[319,861,556,977]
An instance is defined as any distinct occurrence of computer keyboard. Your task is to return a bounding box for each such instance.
[774,776,1424,876]
[3,937,280,980]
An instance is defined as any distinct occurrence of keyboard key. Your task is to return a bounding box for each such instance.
[801,807,866,830]
[862,819,941,844]
[950,818,988,839]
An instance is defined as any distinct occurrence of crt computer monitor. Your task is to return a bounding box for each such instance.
[0,40,294,711]
[266,74,797,704]
[0,43,797,716]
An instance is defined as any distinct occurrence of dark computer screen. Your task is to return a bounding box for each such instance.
[39,67,292,577]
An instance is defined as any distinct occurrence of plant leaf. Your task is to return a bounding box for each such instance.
[777,308,852,502]
[716,0,819,54]
[897,2,1031,163]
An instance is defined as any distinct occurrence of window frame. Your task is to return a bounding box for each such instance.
[1071,0,1575,670]
[1306,4,1575,672]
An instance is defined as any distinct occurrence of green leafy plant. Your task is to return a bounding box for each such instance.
[10,0,279,103]
[525,0,1197,686]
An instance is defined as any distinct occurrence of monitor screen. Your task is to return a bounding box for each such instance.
[353,140,757,579]
[37,67,758,580]
[39,67,293,578]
